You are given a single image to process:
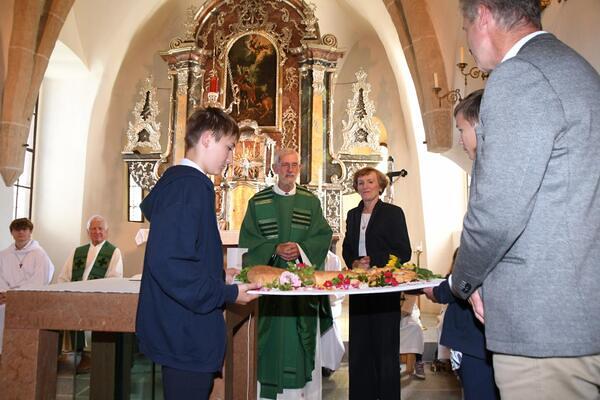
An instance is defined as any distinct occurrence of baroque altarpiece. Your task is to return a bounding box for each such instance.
[122,0,387,234]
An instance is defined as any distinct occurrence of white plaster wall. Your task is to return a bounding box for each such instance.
[33,42,97,271]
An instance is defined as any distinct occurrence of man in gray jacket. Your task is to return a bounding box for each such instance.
[451,1,600,398]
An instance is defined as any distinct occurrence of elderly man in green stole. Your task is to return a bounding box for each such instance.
[58,214,123,373]
[240,148,333,400]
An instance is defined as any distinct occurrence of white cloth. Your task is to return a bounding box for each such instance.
[0,240,54,353]
[400,295,425,355]
[358,213,371,257]
[320,251,345,371]
[58,240,123,283]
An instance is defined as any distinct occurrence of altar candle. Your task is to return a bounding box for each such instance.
[433,72,439,88]
[209,74,219,93]
[460,46,465,64]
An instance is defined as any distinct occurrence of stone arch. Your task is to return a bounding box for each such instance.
[383,0,452,152]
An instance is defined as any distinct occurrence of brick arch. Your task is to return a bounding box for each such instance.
[383,0,452,152]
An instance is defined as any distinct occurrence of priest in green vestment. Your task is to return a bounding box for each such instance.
[239,148,333,399]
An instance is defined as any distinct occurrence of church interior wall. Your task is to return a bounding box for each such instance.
[1,0,599,290]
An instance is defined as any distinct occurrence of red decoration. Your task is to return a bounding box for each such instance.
[209,75,219,92]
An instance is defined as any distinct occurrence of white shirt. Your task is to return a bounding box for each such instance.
[358,213,371,257]
[273,183,296,196]
[180,158,207,175]
[58,240,123,283]
[501,30,547,63]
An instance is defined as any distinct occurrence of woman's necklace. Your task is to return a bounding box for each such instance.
[361,213,371,230]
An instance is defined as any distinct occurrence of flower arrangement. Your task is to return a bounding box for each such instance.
[385,254,442,280]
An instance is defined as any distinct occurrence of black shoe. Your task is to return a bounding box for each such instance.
[322,367,334,378]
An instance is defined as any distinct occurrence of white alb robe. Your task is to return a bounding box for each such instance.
[0,240,54,353]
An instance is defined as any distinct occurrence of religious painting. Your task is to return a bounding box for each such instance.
[226,33,278,127]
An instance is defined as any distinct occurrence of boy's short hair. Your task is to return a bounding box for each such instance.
[352,167,389,193]
[184,107,240,152]
[10,218,34,232]
[454,89,484,125]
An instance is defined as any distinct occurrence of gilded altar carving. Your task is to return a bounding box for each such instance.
[282,106,298,150]
[284,66,298,92]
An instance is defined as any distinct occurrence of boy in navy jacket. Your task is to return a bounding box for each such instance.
[424,91,499,400]
[136,107,259,400]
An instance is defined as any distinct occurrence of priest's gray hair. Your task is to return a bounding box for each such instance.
[273,148,300,165]
[86,215,108,231]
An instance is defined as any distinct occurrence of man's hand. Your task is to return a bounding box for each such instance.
[0,292,6,305]
[422,287,437,303]
[468,289,485,324]
[276,242,300,261]
[225,268,239,284]
[351,256,370,270]
[235,283,261,304]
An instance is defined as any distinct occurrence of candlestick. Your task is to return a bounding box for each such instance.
[433,72,439,88]
[460,47,465,64]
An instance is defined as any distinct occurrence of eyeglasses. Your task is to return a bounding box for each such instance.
[279,162,299,169]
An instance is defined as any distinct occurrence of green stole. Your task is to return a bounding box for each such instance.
[253,186,333,399]
[72,241,116,281]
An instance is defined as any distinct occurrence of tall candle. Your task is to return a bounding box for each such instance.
[433,72,439,88]
[317,169,323,192]
[209,75,219,93]
[460,47,465,64]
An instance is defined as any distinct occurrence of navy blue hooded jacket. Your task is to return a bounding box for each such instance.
[135,165,239,372]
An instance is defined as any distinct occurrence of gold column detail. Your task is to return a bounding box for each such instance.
[310,65,326,186]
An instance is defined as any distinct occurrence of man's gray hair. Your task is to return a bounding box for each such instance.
[86,215,108,230]
[273,148,300,165]
[460,0,541,30]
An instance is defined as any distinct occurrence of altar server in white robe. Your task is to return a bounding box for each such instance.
[0,218,54,353]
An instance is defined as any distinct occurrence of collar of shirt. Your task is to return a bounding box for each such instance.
[12,239,32,252]
[180,158,207,175]
[90,240,106,250]
[273,183,296,196]
[501,30,547,63]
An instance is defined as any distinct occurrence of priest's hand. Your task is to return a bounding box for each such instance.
[0,292,6,305]
[235,283,261,304]
[351,256,370,270]
[276,242,300,261]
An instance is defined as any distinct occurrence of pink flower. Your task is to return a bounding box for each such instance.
[280,271,302,288]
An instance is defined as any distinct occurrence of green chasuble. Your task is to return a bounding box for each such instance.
[239,185,333,399]
[72,241,116,281]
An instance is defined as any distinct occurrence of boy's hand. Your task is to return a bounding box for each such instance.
[235,283,260,304]
[0,292,6,305]
[225,268,240,284]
